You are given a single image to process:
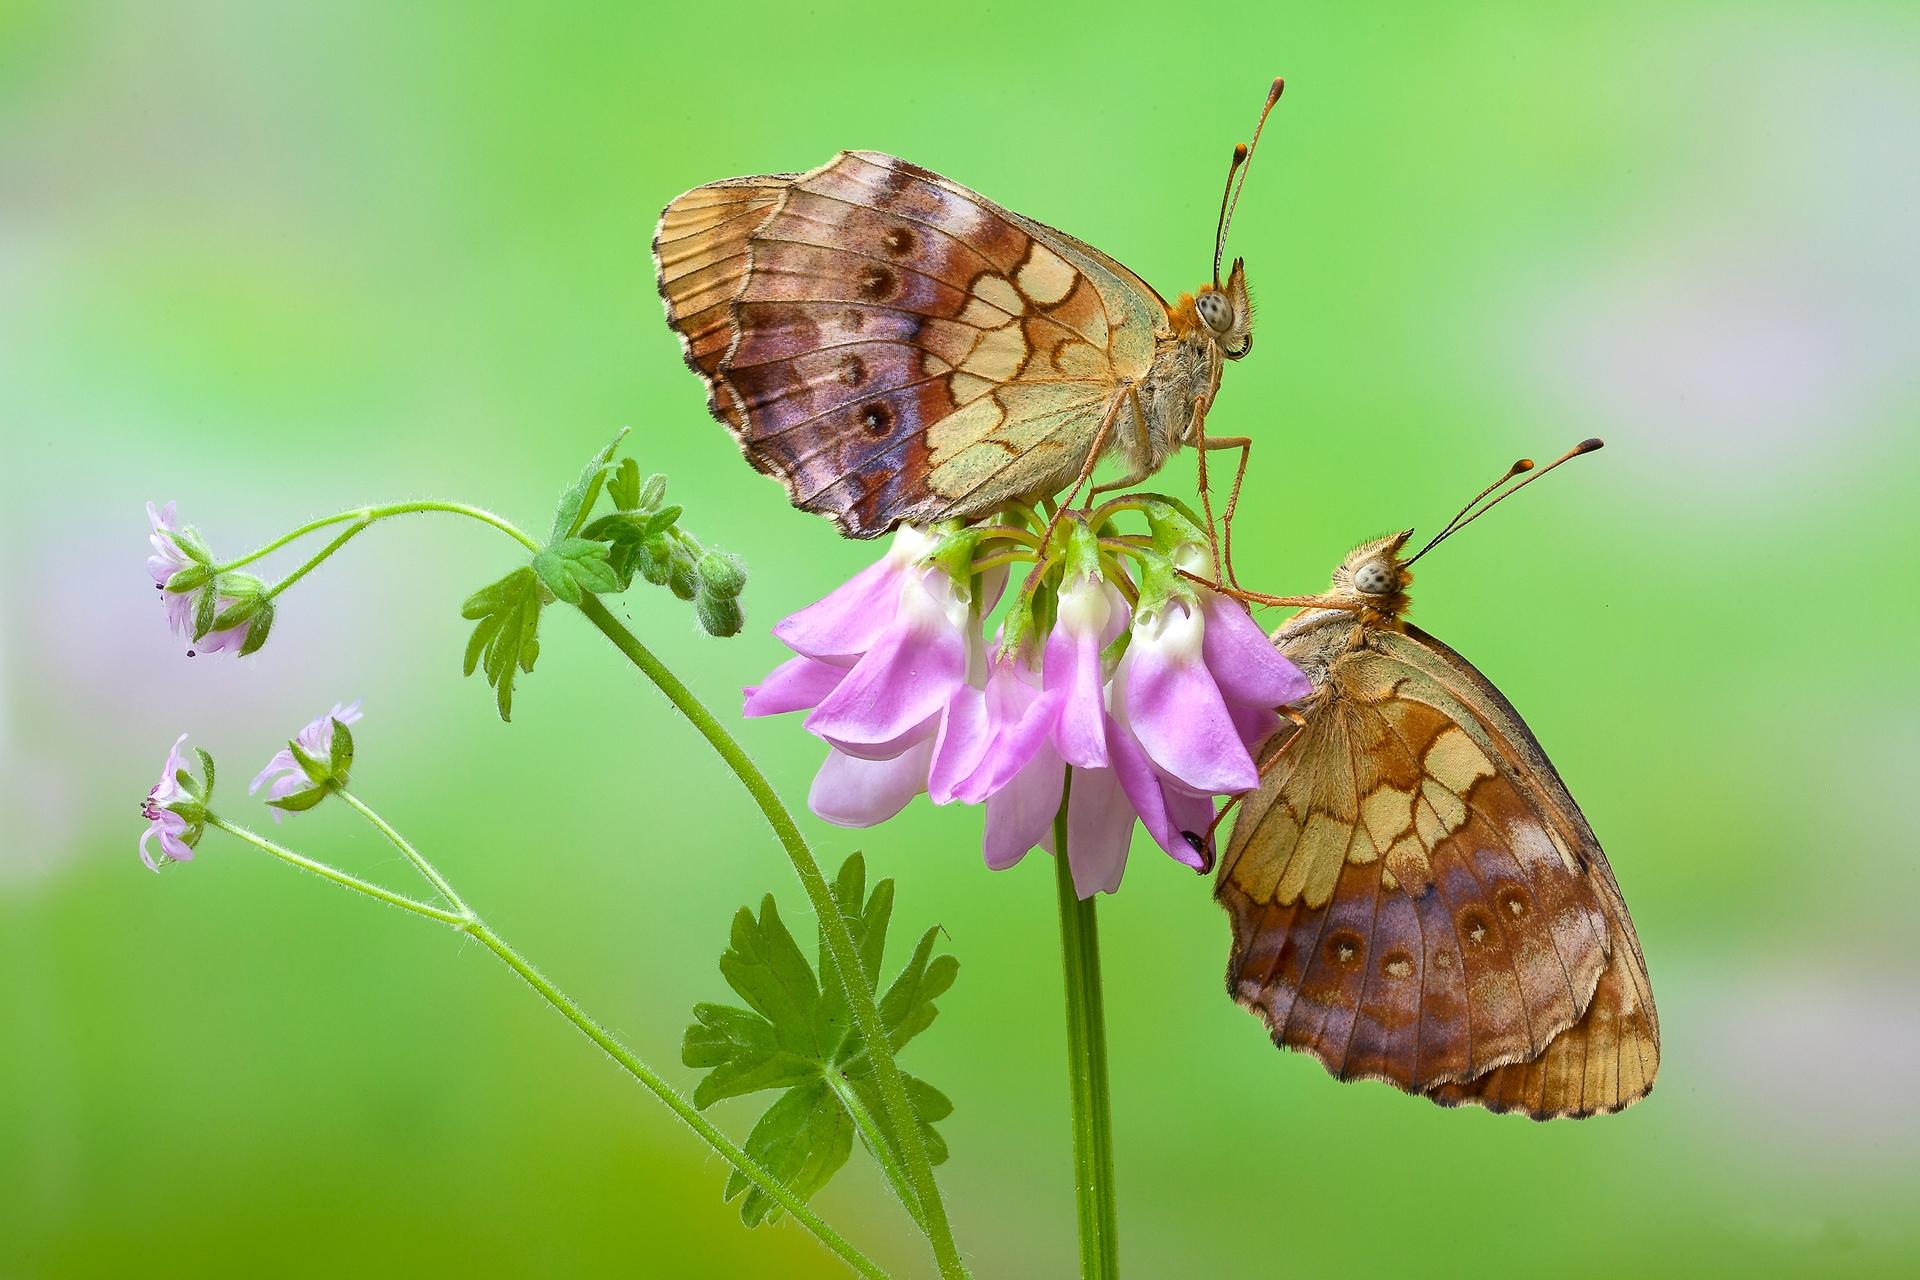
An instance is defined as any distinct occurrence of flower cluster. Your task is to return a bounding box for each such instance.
[745,512,1308,897]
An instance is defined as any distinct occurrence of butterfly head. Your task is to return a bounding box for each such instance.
[1194,259,1253,360]
[1330,530,1415,617]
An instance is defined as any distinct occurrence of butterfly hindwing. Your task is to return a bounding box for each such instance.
[654,152,1160,537]
[1220,620,1655,1116]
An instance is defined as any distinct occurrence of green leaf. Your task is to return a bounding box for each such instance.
[532,537,619,605]
[549,429,628,542]
[721,1081,853,1227]
[683,854,957,1227]
[459,566,542,721]
[608,457,642,511]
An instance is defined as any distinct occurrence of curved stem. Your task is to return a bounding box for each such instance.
[265,522,369,601]
[214,500,539,574]
[206,815,468,926]
[575,595,970,1280]
[208,811,889,1278]
[335,787,469,916]
[1052,776,1119,1279]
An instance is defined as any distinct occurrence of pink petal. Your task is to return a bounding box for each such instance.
[1043,624,1110,771]
[1201,593,1312,708]
[980,744,1065,870]
[953,687,1064,804]
[928,687,990,805]
[804,576,968,757]
[1060,765,1135,898]
[743,654,846,718]
[807,740,933,828]
[772,557,905,660]
[1228,702,1282,752]
[250,749,295,795]
[1123,613,1257,794]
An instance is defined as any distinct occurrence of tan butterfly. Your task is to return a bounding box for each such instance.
[1214,441,1659,1118]
[652,80,1285,538]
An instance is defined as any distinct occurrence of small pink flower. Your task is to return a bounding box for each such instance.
[147,501,248,655]
[139,734,198,871]
[250,701,362,818]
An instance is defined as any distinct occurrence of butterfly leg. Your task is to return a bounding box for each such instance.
[1201,433,1253,589]
[1088,387,1155,498]
[1036,389,1131,554]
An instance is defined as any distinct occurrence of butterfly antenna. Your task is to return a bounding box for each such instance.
[1405,437,1605,565]
[1216,77,1286,275]
[1212,142,1250,287]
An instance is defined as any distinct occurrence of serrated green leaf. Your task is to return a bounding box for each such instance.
[533,538,618,605]
[683,854,957,1225]
[721,1081,853,1228]
[459,566,542,721]
[549,429,628,542]
[608,457,642,511]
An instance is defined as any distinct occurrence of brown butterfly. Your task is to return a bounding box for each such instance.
[652,80,1285,538]
[1214,440,1659,1118]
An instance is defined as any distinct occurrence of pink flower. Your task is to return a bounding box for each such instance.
[741,527,1311,899]
[139,734,199,871]
[147,501,248,655]
[250,701,362,818]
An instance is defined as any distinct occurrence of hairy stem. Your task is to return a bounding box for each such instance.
[575,594,969,1280]
[207,811,889,1278]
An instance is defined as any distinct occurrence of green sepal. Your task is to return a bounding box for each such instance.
[695,549,747,599]
[238,601,275,656]
[194,748,217,805]
[694,590,743,638]
[328,716,354,780]
[191,585,217,641]
[164,564,212,593]
[266,785,328,813]
[288,739,331,787]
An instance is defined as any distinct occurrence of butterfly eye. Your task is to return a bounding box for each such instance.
[1196,290,1232,333]
[1353,561,1395,595]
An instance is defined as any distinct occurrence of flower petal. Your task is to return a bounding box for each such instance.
[928,687,990,805]
[808,740,933,828]
[772,557,905,660]
[805,574,968,756]
[743,654,846,718]
[953,687,1064,804]
[1201,592,1312,708]
[1044,624,1109,771]
[1123,607,1257,794]
[1060,765,1135,898]
[980,744,1064,870]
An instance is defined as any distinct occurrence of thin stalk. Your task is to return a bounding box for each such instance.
[208,812,889,1279]
[206,815,467,926]
[828,1071,928,1232]
[210,500,539,574]
[335,787,469,916]
[265,522,370,600]
[1052,775,1119,1278]
[575,595,970,1280]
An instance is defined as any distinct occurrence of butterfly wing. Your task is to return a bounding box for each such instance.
[1218,620,1658,1118]
[653,152,1161,537]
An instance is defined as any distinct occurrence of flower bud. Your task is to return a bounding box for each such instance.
[695,589,744,637]
[668,548,699,601]
[696,550,748,599]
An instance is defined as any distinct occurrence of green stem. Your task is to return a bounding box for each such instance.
[334,787,469,916]
[575,595,970,1280]
[265,522,369,600]
[208,812,889,1279]
[206,815,468,926]
[828,1071,927,1232]
[210,500,539,575]
[1052,774,1119,1279]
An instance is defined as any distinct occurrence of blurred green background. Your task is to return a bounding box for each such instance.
[4,1,1916,1275]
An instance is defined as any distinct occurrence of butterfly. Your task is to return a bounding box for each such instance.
[652,80,1285,539]
[1213,440,1659,1118]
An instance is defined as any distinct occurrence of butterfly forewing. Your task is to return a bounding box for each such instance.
[654,151,1161,537]
[1220,619,1657,1117]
